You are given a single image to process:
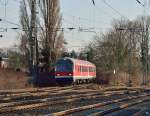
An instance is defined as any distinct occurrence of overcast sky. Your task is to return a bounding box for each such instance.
[0,0,146,50]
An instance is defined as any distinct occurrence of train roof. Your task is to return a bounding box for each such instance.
[60,57,95,67]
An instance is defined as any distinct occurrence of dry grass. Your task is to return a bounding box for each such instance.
[0,68,32,90]
[96,71,144,87]
[109,71,142,86]
[0,68,147,90]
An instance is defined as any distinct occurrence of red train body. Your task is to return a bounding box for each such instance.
[55,57,96,84]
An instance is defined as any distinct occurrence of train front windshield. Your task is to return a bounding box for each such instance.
[56,59,73,72]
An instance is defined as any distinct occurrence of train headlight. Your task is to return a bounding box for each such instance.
[69,73,72,76]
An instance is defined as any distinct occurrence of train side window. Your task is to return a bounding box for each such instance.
[79,66,80,72]
[80,66,82,72]
[83,66,85,72]
[76,65,78,71]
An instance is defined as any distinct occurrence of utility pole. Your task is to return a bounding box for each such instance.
[116,27,144,86]
[136,0,149,85]
[0,19,3,38]
[141,0,149,85]
[29,0,37,78]
[128,29,132,87]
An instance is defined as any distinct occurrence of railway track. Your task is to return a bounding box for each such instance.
[0,84,92,95]
[49,93,150,116]
[0,91,128,113]
[0,85,148,115]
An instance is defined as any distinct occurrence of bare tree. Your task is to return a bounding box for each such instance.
[19,0,30,70]
[88,18,143,73]
[39,0,65,70]
[20,0,38,73]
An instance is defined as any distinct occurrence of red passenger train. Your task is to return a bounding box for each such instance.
[55,57,96,84]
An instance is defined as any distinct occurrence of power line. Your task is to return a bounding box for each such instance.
[62,18,79,27]
[94,5,115,19]
[4,0,8,19]
[136,0,144,7]
[0,18,20,27]
[3,19,20,27]
[0,0,8,5]
[102,0,128,19]
[63,12,110,25]
[92,0,95,6]
[0,0,9,19]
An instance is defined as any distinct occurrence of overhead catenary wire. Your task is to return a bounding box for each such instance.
[0,0,8,5]
[62,12,110,25]
[136,0,145,7]
[1,0,110,31]
[94,5,115,19]
[102,0,129,20]
[92,0,95,6]
[3,19,20,27]
[0,0,9,20]
[4,0,8,20]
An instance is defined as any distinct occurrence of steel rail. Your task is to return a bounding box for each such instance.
[0,91,127,113]
[132,109,146,116]
[0,84,144,94]
[0,85,144,100]
[0,86,138,103]
[0,89,137,104]
[0,84,92,94]
[0,84,96,99]
[90,98,150,116]
[0,89,101,103]
[50,93,150,116]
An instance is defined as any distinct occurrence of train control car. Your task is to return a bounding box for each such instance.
[55,57,96,85]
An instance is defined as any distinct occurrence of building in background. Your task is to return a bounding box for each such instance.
[0,48,10,69]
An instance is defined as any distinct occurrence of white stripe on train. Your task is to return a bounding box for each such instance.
[55,76,95,79]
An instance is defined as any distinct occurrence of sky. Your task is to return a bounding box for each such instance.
[0,0,146,51]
